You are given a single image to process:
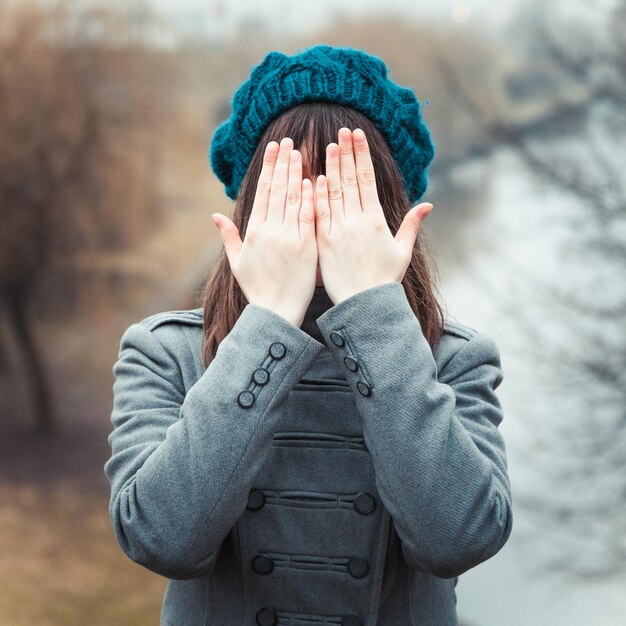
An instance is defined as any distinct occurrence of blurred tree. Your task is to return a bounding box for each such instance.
[0,1,160,433]
[436,0,626,580]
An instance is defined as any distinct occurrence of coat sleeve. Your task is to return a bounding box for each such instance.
[104,304,325,580]
[315,281,513,579]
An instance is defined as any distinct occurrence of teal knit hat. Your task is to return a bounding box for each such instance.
[209,44,435,205]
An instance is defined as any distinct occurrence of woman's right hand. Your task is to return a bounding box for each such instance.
[211,137,318,328]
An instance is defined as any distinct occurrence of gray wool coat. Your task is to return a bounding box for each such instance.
[104,281,513,626]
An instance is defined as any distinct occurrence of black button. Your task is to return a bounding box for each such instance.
[238,390,255,407]
[342,614,364,626]
[269,342,286,359]
[330,331,345,347]
[347,555,369,578]
[356,381,372,397]
[252,367,270,385]
[256,608,277,626]
[251,553,274,574]
[343,356,359,372]
[247,488,266,511]
[353,491,377,515]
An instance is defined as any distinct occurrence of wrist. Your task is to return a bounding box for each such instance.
[251,302,303,328]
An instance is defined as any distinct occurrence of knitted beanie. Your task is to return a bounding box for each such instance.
[209,44,435,206]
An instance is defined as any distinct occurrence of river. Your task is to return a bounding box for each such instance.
[441,146,626,626]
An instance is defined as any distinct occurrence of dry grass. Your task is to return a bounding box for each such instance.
[0,482,165,625]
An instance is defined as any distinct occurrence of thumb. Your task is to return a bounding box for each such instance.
[211,213,242,261]
[394,202,432,247]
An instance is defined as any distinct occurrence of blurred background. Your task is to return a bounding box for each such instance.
[0,0,625,624]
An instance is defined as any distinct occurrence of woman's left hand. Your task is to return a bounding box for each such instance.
[314,127,433,305]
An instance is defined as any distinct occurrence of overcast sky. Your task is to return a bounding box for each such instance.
[147,0,521,43]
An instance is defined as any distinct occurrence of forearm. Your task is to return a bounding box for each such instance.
[316,282,513,578]
[105,304,325,579]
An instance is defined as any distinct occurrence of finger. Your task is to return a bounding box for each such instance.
[337,127,361,215]
[315,174,332,237]
[249,141,279,229]
[352,128,381,214]
[284,149,302,227]
[325,142,344,222]
[211,213,242,264]
[394,202,433,247]
[299,178,316,239]
[267,136,293,224]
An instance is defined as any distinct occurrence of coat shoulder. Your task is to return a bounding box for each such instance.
[434,318,481,372]
[434,318,502,384]
[130,307,206,385]
[137,307,204,331]
[442,318,479,341]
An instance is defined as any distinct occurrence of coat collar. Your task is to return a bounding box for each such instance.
[300,285,333,346]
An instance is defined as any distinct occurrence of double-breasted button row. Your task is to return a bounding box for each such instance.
[252,554,274,574]
[247,488,266,510]
[237,342,286,408]
[256,608,363,626]
[251,553,369,579]
[347,555,369,578]
[353,491,377,514]
[246,488,376,515]
[255,608,276,626]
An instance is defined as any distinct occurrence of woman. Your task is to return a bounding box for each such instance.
[104,45,513,626]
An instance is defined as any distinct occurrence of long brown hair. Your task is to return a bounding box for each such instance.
[199,101,446,368]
